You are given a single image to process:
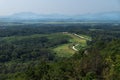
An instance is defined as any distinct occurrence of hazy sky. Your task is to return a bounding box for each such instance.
[0,0,120,16]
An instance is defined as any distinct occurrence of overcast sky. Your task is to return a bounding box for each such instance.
[0,0,120,16]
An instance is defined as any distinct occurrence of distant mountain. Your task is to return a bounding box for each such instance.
[5,12,71,20]
[75,12,120,21]
[9,12,42,19]
[0,12,120,22]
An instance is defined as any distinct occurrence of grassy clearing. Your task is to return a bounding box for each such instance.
[53,44,75,57]
[67,33,87,43]
[53,33,90,57]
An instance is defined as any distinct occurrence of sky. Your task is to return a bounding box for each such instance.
[0,0,120,16]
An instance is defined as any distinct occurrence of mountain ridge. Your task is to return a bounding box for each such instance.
[0,12,120,22]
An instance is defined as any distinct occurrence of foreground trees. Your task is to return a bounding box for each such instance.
[24,39,120,80]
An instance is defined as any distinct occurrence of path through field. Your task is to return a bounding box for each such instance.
[53,32,90,57]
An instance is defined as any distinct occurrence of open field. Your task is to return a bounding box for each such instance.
[53,44,75,57]
[53,32,90,57]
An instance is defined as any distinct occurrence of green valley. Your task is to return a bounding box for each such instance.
[0,23,119,80]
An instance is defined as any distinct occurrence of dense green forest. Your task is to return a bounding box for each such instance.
[0,23,120,80]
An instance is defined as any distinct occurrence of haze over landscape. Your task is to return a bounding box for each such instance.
[0,0,120,22]
[0,0,120,15]
[0,0,120,80]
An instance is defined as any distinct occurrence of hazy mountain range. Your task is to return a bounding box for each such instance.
[0,12,120,22]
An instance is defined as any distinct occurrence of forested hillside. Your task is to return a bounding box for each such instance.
[0,23,120,80]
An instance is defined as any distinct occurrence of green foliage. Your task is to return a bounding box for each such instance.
[0,23,119,80]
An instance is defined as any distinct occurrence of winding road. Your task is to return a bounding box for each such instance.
[72,44,79,51]
[71,33,87,51]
